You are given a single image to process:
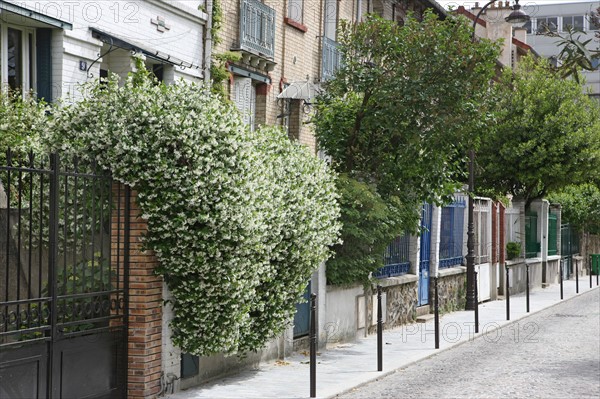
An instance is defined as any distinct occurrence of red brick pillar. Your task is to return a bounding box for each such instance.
[492,202,498,265]
[499,203,506,265]
[113,183,163,398]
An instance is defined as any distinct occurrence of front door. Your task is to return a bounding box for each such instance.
[419,204,433,306]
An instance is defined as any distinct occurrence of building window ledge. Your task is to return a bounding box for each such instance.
[284,17,308,33]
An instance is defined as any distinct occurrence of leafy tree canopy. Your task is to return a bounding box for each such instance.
[548,184,600,235]
[477,56,600,205]
[314,12,501,284]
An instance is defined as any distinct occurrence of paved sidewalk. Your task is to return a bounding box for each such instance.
[168,278,600,399]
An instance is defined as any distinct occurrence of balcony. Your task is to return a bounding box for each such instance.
[321,37,342,81]
[240,0,276,59]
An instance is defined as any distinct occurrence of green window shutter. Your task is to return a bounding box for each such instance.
[36,28,53,102]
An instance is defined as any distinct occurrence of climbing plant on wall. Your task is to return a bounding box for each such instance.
[43,57,341,355]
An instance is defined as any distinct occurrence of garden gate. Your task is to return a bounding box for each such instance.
[419,203,433,306]
[0,151,129,398]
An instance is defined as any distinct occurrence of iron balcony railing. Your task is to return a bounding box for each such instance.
[321,37,342,81]
[240,0,276,59]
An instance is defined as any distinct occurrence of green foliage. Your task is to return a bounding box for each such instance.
[477,56,600,204]
[44,57,341,356]
[211,51,242,97]
[326,175,419,286]
[313,13,500,284]
[548,184,600,235]
[0,91,48,162]
[506,242,521,260]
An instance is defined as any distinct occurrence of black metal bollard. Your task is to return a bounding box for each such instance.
[377,285,383,372]
[560,261,564,300]
[526,263,530,313]
[590,257,593,289]
[310,293,317,398]
[434,277,440,349]
[474,271,479,334]
[505,264,510,321]
[575,259,579,293]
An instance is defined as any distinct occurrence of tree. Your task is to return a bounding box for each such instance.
[541,7,600,81]
[548,184,600,235]
[313,13,501,285]
[477,56,600,206]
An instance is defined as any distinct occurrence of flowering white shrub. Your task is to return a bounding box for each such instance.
[44,60,341,355]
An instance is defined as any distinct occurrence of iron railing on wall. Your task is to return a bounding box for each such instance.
[374,233,410,278]
[439,199,466,268]
[240,0,276,59]
[525,211,539,258]
[321,37,342,81]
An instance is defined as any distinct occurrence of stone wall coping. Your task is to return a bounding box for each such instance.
[526,258,542,265]
[376,273,418,287]
[326,283,363,293]
[506,259,525,266]
[437,266,466,278]
[573,255,584,261]
[547,255,561,262]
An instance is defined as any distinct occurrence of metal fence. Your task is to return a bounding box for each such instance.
[0,150,128,397]
[374,233,411,278]
[439,198,466,269]
[474,199,490,264]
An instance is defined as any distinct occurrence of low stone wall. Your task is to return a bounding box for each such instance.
[378,275,419,329]
[435,267,467,314]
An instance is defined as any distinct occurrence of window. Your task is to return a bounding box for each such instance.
[324,0,338,40]
[288,0,303,23]
[562,15,584,31]
[523,19,532,34]
[536,17,558,33]
[232,76,256,131]
[0,25,34,93]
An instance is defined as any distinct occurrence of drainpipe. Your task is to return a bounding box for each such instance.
[204,0,213,83]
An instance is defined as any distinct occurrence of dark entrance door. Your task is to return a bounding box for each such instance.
[0,152,129,398]
[419,203,433,306]
[293,281,311,338]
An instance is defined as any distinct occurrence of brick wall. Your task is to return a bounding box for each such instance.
[112,183,163,399]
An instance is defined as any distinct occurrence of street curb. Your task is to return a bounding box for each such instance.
[327,286,600,399]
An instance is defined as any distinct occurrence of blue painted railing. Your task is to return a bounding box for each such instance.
[240,0,276,58]
[374,233,411,278]
[439,198,466,269]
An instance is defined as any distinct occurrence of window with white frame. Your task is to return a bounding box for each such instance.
[0,24,35,93]
[536,17,558,33]
[474,199,491,265]
[288,0,303,23]
[562,15,585,31]
[232,76,256,131]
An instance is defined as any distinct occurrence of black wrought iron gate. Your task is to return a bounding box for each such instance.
[1,151,129,398]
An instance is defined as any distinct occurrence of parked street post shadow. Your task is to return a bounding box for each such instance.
[310,293,317,398]
[526,263,530,313]
[505,264,510,321]
[560,260,564,300]
[377,285,383,372]
[434,277,440,349]
[474,271,479,333]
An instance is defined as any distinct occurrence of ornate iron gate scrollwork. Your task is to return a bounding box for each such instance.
[0,151,129,398]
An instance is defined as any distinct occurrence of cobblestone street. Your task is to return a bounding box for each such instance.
[339,288,600,399]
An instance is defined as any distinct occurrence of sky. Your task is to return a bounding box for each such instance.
[436,0,600,9]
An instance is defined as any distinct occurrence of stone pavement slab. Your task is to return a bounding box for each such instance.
[168,279,599,399]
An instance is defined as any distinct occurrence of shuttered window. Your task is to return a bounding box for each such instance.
[232,76,256,131]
